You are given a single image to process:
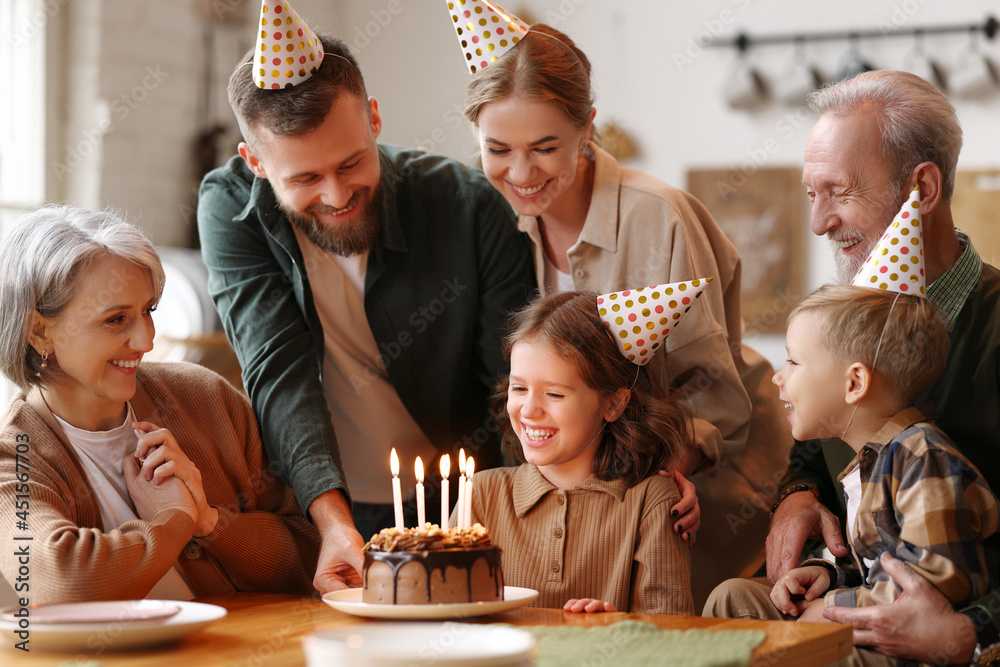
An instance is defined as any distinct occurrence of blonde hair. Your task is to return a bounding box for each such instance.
[808,70,962,201]
[464,24,594,130]
[790,284,950,403]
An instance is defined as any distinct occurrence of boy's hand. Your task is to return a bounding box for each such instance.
[563,599,618,613]
[796,597,830,623]
[770,565,831,616]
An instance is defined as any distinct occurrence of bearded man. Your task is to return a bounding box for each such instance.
[198,30,534,595]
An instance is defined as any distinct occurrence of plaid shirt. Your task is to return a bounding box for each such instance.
[927,229,982,332]
[817,408,1000,608]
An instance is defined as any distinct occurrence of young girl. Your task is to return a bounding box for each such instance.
[451,6,794,606]
[469,290,695,614]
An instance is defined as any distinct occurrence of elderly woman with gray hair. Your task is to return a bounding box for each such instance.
[0,205,319,603]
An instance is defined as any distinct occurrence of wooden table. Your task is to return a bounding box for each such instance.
[4,593,852,666]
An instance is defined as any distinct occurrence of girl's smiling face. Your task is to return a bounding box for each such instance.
[507,338,616,488]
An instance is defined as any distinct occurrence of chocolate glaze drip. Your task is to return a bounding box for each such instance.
[363,547,503,604]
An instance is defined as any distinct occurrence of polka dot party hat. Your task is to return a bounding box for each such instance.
[446,0,530,74]
[851,186,926,296]
[253,1,325,90]
[597,279,714,365]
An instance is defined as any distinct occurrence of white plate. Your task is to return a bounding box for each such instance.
[304,622,537,667]
[2,599,181,624]
[322,586,539,620]
[0,600,227,652]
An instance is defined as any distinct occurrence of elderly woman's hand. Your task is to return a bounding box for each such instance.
[133,421,220,537]
[123,454,199,528]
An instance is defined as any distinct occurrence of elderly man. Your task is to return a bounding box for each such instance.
[197,21,535,594]
[738,70,1000,663]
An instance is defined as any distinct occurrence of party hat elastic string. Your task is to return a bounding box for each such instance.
[840,291,902,442]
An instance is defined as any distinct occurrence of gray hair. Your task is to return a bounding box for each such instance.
[0,205,165,389]
[807,70,963,201]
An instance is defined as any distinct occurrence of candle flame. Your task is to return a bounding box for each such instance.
[440,454,450,478]
[415,456,424,483]
[466,457,475,477]
[390,447,399,476]
[458,448,466,474]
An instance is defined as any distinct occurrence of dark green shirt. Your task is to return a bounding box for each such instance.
[197,146,535,515]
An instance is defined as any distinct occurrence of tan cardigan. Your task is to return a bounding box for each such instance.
[471,465,693,615]
[0,361,319,603]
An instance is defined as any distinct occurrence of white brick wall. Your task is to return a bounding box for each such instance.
[54,0,343,246]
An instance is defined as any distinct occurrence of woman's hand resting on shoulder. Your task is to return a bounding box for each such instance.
[132,421,219,537]
[658,469,700,548]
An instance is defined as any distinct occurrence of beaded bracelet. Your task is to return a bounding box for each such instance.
[768,483,818,521]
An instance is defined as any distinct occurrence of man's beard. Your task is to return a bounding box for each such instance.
[830,188,905,284]
[830,227,885,284]
[278,182,383,257]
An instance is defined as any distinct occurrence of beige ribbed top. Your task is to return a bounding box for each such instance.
[471,465,693,614]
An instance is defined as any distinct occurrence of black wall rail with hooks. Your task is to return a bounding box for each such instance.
[710,14,997,52]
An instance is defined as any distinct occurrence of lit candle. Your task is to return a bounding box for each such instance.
[464,457,475,529]
[439,454,450,529]
[456,448,467,531]
[415,456,425,529]
[390,448,404,531]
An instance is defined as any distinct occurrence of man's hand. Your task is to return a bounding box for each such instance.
[823,552,977,664]
[766,490,848,583]
[309,490,364,594]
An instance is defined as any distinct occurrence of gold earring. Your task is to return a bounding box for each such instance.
[40,350,49,369]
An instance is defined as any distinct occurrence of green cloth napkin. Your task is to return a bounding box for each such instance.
[511,621,766,667]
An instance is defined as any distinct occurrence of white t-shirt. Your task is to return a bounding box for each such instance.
[293,227,437,503]
[841,466,876,571]
[543,254,576,294]
[55,405,194,600]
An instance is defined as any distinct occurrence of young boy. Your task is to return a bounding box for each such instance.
[771,284,998,618]
[706,284,999,663]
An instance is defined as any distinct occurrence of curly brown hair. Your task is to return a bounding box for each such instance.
[491,292,693,487]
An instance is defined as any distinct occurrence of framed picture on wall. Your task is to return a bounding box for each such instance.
[687,166,808,335]
[952,170,1000,269]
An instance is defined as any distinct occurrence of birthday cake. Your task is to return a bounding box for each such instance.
[362,524,504,605]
